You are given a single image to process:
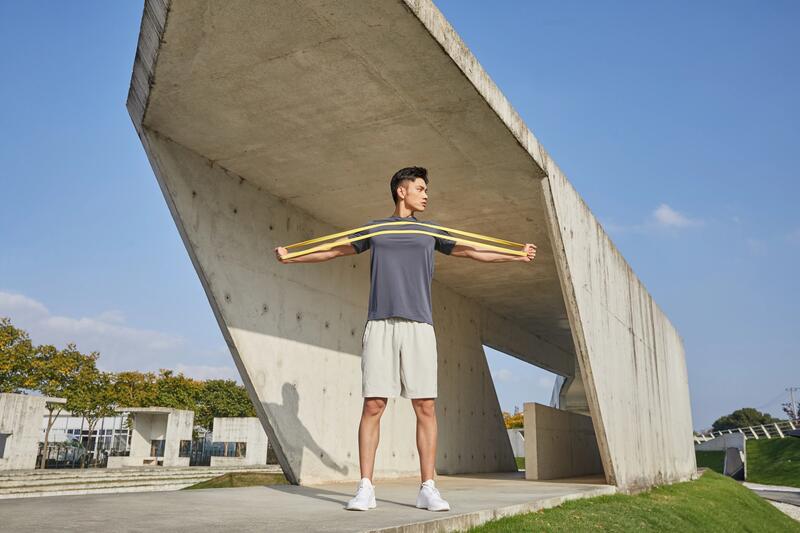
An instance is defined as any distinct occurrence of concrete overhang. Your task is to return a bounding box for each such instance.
[129,0,576,365]
[116,407,184,414]
[41,396,67,405]
[127,0,696,490]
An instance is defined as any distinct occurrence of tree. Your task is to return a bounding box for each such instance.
[0,317,36,393]
[111,371,158,408]
[503,406,524,429]
[66,366,116,468]
[195,379,256,431]
[711,407,779,431]
[153,369,203,411]
[31,343,98,469]
[782,401,800,422]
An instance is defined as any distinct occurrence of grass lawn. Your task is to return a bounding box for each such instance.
[183,471,289,490]
[515,457,525,470]
[467,470,800,532]
[695,450,724,474]
[747,437,800,488]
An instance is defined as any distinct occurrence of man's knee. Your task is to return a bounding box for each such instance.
[412,398,436,419]
[363,397,388,417]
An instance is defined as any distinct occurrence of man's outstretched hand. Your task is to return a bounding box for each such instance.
[274,246,288,263]
[520,243,537,263]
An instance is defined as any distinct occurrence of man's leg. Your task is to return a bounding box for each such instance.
[358,396,388,481]
[411,398,437,482]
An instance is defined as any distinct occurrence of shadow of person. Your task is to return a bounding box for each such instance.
[266,483,418,509]
[267,382,349,481]
[265,383,419,509]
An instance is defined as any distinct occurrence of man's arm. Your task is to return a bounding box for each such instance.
[450,243,536,263]
[274,241,357,264]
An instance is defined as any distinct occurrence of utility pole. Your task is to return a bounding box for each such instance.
[788,387,800,421]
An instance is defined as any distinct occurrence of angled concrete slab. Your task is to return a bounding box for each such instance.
[127,0,695,490]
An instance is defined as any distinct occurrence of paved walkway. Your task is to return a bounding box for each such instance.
[744,481,800,506]
[0,472,614,532]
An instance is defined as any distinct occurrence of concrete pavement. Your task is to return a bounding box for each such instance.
[0,472,614,532]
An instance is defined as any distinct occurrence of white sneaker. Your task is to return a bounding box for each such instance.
[346,477,377,511]
[416,479,450,511]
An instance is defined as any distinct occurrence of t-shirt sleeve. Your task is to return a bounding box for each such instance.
[431,223,456,255]
[348,225,372,254]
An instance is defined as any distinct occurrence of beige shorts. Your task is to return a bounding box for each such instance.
[360,317,438,399]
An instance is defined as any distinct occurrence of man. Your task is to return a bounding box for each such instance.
[274,167,536,512]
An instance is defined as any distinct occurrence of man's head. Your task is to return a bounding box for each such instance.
[390,166,428,212]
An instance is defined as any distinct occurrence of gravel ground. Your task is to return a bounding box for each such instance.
[770,501,800,522]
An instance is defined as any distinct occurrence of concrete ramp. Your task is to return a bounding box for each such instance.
[127,0,695,490]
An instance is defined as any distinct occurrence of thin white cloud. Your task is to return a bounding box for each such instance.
[652,204,702,229]
[0,290,227,375]
[492,368,515,383]
[537,376,554,389]
[604,203,703,234]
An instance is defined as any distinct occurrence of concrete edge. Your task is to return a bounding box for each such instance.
[403,0,681,335]
[539,177,617,486]
[366,485,617,533]
[131,128,299,486]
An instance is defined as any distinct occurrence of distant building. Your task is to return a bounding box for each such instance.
[107,407,193,468]
[1,393,66,470]
[42,412,131,460]
[211,417,268,466]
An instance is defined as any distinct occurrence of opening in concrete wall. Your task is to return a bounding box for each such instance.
[483,345,559,416]
[483,345,605,481]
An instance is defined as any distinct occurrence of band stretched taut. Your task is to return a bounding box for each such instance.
[281,221,527,260]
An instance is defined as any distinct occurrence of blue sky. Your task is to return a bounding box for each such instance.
[1,2,797,430]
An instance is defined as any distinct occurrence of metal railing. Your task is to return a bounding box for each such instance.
[694,420,797,444]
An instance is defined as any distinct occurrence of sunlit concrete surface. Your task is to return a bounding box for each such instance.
[107,407,193,468]
[211,417,269,466]
[0,393,65,471]
[0,472,614,533]
[127,0,695,490]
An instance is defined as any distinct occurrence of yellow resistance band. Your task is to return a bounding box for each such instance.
[281,221,527,260]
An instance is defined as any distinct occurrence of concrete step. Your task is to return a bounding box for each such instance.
[0,465,279,483]
[0,469,280,488]
[0,465,284,499]
[0,476,210,494]
[0,481,200,499]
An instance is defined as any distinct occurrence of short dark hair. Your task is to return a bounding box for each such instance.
[390,167,428,204]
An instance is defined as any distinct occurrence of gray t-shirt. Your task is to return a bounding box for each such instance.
[349,215,455,325]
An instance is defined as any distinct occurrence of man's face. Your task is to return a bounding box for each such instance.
[399,177,428,212]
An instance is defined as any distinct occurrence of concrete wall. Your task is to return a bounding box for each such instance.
[109,410,192,468]
[211,417,268,466]
[507,429,525,458]
[695,433,745,452]
[524,402,603,480]
[541,172,697,490]
[0,394,48,471]
[136,133,516,483]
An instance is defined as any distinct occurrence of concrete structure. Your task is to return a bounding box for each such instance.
[695,432,746,479]
[524,402,603,480]
[107,408,193,468]
[211,417,268,467]
[506,428,525,458]
[0,465,281,500]
[695,432,745,453]
[127,0,695,490]
[41,412,130,457]
[0,394,65,471]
